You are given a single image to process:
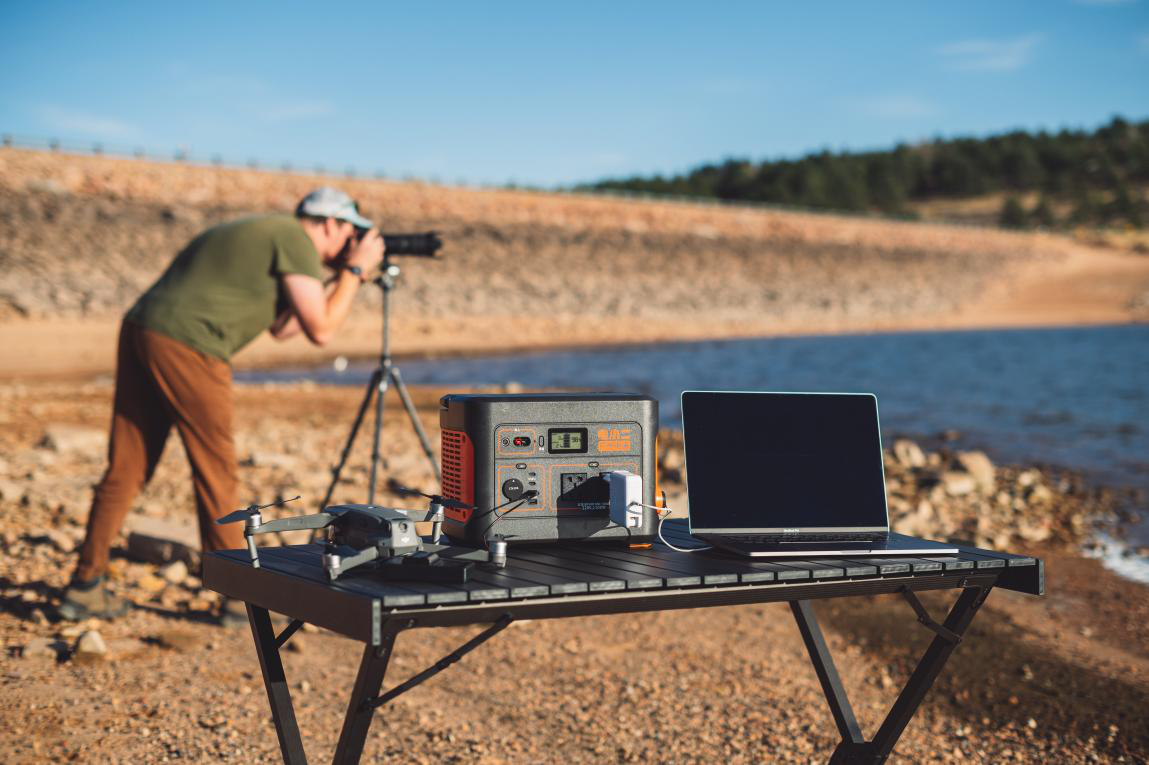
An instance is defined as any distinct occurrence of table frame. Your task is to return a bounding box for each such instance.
[205,527,1042,765]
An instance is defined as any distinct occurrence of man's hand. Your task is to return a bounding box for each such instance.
[278,230,385,346]
[346,228,385,276]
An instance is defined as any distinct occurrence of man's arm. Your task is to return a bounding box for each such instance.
[270,276,338,340]
[276,229,384,346]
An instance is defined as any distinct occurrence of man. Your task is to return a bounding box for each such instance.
[59,187,385,621]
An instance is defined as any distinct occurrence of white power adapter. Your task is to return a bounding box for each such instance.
[606,470,643,528]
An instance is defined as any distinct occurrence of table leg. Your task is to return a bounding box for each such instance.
[331,624,400,765]
[790,584,993,765]
[790,600,865,746]
[864,584,990,762]
[248,603,309,765]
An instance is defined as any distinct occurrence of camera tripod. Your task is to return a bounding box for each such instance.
[318,254,440,515]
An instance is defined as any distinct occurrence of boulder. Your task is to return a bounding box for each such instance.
[21,637,63,661]
[159,560,189,585]
[155,629,206,653]
[1016,469,1041,489]
[892,439,926,468]
[74,630,107,659]
[125,515,200,568]
[955,451,996,495]
[39,424,107,455]
[941,471,977,497]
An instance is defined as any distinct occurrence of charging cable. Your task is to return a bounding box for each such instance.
[482,490,540,542]
[628,501,713,553]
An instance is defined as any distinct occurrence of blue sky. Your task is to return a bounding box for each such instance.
[1,1,1147,187]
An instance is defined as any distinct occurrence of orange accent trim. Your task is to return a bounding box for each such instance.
[441,429,474,522]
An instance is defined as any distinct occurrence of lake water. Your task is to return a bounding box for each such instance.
[238,324,1149,555]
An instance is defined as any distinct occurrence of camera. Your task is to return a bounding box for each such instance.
[355,228,443,258]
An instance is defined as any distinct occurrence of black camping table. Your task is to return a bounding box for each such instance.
[203,520,1043,765]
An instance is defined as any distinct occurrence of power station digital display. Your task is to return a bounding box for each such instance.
[548,427,588,454]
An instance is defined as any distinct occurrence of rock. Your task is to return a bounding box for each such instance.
[45,528,75,553]
[0,480,26,503]
[137,574,168,594]
[155,629,205,653]
[1027,484,1054,505]
[241,451,297,469]
[660,445,685,472]
[955,451,995,495]
[21,637,63,661]
[1017,519,1052,543]
[39,424,107,455]
[125,515,200,568]
[892,439,926,468]
[60,623,89,638]
[1016,469,1040,488]
[941,471,977,497]
[159,560,188,585]
[104,638,149,661]
[74,630,107,659]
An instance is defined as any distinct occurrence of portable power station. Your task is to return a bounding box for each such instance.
[439,393,659,546]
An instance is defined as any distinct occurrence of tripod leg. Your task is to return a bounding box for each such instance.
[368,360,392,505]
[316,368,382,526]
[390,365,441,482]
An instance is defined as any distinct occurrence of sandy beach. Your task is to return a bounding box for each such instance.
[1,150,1148,763]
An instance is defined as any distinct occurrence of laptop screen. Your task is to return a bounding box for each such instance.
[681,391,889,533]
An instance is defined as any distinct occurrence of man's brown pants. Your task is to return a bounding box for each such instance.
[75,322,245,581]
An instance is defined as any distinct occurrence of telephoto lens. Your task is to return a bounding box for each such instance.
[381,232,442,257]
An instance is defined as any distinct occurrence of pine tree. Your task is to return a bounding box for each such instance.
[1000,196,1027,228]
[1030,196,1056,228]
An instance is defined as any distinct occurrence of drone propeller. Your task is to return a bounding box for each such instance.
[217,495,302,525]
[386,479,475,511]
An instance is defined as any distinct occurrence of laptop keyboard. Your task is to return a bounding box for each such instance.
[725,533,884,544]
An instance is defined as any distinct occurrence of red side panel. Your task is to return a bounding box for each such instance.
[441,428,474,523]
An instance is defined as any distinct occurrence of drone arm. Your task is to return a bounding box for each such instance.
[323,544,380,580]
[249,513,338,536]
[410,508,443,523]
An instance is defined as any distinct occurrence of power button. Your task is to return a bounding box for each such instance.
[501,478,525,501]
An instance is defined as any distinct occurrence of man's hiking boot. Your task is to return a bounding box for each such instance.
[58,577,131,621]
[218,598,249,629]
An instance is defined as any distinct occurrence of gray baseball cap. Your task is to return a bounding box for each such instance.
[295,187,374,229]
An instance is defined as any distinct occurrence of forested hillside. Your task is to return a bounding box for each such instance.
[583,117,1149,230]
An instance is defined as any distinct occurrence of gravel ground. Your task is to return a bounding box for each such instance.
[2,381,1147,764]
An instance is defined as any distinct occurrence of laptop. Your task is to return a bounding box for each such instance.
[681,391,958,558]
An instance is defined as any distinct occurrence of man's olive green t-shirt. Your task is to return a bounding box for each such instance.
[127,215,324,361]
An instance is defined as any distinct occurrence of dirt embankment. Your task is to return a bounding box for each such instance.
[0,381,1147,764]
[2,148,1147,379]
